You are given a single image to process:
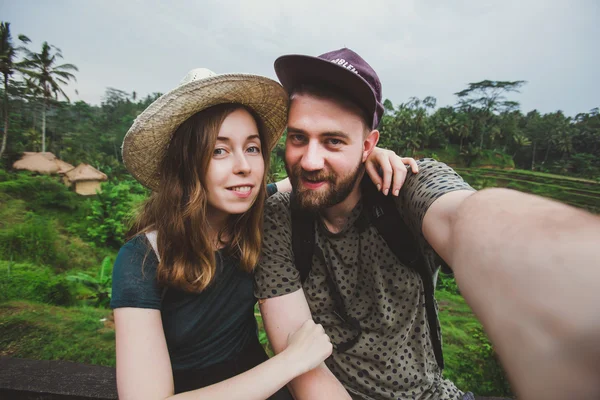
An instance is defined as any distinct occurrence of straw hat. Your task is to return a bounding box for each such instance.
[122,68,289,191]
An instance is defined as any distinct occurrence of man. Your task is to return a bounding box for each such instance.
[255,48,600,400]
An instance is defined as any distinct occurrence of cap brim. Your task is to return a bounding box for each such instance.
[274,54,377,127]
[122,74,288,191]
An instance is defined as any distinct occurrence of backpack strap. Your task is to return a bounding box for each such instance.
[360,176,444,369]
[290,194,316,283]
[145,231,168,305]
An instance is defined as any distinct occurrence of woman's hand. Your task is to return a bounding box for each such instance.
[283,319,333,376]
[365,148,419,196]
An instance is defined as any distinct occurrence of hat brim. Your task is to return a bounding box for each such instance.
[122,74,288,191]
[274,54,377,127]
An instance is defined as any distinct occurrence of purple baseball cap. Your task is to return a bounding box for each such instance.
[274,48,384,129]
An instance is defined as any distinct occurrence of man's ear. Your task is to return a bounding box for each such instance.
[362,130,380,162]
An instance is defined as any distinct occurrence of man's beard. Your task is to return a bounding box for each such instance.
[287,160,364,212]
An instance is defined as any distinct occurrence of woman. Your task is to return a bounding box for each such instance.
[112,68,415,400]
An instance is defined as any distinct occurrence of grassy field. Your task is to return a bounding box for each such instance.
[0,301,115,366]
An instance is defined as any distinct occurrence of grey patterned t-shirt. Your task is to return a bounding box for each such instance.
[255,159,474,400]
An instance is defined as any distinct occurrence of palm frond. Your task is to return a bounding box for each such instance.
[54,63,79,72]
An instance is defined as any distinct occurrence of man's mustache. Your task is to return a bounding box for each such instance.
[293,167,334,183]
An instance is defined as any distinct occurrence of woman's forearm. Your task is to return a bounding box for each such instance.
[167,350,300,400]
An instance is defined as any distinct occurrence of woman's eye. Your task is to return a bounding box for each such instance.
[213,148,226,156]
[247,146,261,154]
[291,135,306,143]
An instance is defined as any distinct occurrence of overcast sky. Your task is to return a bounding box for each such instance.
[2,0,598,116]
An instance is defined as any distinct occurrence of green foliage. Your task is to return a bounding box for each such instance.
[437,290,513,396]
[437,273,460,295]
[469,149,515,169]
[0,301,115,366]
[67,256,113,308]
[0,168,9,181]
[254,303,274,356]
[0,172,79,211]
[564,153,599,177]
[85,179,147,248]
[0,261,75,306]
[268,133,287,183]
[0,212,68,267]
[445,325,513,396]
[0,171,117,271]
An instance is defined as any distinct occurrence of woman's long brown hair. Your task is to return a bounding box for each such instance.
[129,103,270,292]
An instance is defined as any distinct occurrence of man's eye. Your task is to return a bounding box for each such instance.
[327,139,343,145]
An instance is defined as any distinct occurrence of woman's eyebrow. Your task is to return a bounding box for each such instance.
[216,134,261,142]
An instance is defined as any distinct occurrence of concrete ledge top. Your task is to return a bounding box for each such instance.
[0,357,117,399]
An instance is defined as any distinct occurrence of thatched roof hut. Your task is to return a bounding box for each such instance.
[63,163,108,195]
[12,152,75,175]
[13,153,60,174]
[55,159,75,174]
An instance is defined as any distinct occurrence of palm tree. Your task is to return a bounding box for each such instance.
[512,133,531,158]
[21,41,77,152]
[0,22,30,158]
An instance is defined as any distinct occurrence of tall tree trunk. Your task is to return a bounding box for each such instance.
[531,141,536,171]
[0,74,8,158]
[42,98,47,153]
[113,140,119,161]
[543,144,551,164]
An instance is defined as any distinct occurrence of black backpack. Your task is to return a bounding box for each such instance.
[290,176,445,369]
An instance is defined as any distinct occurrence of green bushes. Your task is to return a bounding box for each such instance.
[443,325,512,396]
[437,290,513,397]
[0,261,76,306]
[0,213,68,267]
[0,172,79,211]
[86,179,148,248]
[437,273,460,295]
[0,301,116,366]
[67,256,113,308]
[0,168,10,182]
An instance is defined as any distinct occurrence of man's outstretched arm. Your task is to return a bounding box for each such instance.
[423,187,600,400]
[259,290,351,400]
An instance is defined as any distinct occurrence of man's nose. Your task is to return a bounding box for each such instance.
[300,140,324,171]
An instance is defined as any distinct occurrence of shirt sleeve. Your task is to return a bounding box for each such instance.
[266,183,278,197]
[394,159,475,274]
[110,235,163,310]
[254,192,303,299]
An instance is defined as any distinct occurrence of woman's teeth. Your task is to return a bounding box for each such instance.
[229,186,251,192]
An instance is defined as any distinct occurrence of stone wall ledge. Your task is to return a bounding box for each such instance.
[0,357,117,400]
